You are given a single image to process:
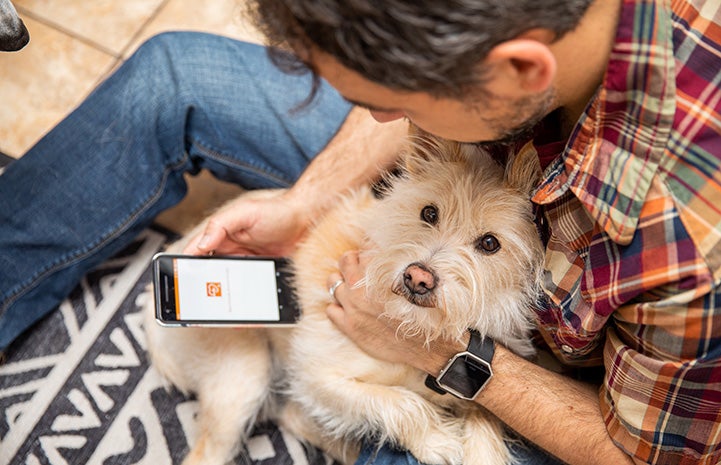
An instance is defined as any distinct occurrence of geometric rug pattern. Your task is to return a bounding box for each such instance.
[0,228,332,465]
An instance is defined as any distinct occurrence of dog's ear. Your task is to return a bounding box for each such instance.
[504,141,541,196]
[402,124,466,174]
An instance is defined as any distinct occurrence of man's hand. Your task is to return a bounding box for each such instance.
[183,108,408,258]
[183,190,310,257]
[326,250,462,372]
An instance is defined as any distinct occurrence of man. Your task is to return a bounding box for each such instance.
[192,0,721,464]
[1,1,718,464]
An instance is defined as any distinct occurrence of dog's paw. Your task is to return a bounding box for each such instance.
[405,426,464,465]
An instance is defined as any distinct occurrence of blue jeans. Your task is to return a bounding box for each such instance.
[0,32,352,350]
[358,439,566,465]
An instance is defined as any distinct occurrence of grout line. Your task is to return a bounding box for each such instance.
[91,0,174,88]
[93,57,124,90]
[13,5,127,106]
[117,0,172,58]
[14,6,122,58]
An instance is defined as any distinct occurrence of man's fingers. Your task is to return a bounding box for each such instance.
[338,250,365,284]
[181,234,201,255]
[325,301,347,329]
[339,250,360,267]
[326,272,346,302]
[185,223,222,254]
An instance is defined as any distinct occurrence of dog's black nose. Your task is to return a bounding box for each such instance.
[403,263,436,295]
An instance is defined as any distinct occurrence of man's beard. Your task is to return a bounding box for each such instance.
[475,88,556,148]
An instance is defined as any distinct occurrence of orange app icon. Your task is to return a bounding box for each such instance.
[206,282,222,297]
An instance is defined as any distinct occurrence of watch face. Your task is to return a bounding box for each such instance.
[437,353,492,400]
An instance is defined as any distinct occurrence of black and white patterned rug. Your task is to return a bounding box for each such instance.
[0,228,330,465]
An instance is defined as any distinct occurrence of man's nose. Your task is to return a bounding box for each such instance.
[369,109,405,123]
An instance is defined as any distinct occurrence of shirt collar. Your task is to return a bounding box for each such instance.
[533,0,677,245]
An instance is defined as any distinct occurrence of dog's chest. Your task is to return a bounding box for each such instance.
[286,314,417,388]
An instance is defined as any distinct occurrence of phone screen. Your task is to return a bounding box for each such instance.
[153,253,299,326]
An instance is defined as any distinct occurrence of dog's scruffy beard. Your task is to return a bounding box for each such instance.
[357,138,543,357]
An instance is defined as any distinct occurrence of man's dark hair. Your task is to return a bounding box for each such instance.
[247,0,594,100]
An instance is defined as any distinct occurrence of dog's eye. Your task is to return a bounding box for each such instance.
[475,234,501,254]
[420,205,438,225]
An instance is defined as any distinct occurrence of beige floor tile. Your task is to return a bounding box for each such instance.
[0,16,116,157]
[124,0,265,57]
[14,0,166,55]
[3,0,260,232]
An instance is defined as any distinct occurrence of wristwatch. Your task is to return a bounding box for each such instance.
[424,329,494,400]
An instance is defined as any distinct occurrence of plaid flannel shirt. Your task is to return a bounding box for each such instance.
[530,0,721,463]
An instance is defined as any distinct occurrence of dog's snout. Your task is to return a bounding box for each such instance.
[403,263,436,295]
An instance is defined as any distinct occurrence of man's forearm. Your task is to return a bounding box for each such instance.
[285,107,408,222]
[478,346,634,465]
[421,341,634,465]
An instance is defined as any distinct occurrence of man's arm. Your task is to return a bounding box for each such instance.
[429,341,636,465]
[184,108,408,256]
[285,107,408,226]
[327,251,636,465]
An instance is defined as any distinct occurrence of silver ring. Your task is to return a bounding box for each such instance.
[328,279,344,301]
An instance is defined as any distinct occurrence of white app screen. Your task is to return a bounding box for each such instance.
[174,258,280,321]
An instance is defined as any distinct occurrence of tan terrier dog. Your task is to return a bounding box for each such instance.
[145,132,544,465]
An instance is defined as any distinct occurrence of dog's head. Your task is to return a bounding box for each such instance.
[0,0,29,51]
[360,133,544,355]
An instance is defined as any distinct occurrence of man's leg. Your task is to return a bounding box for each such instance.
[0,32,352,350]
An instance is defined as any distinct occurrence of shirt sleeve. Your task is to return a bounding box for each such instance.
[599,289,721,465]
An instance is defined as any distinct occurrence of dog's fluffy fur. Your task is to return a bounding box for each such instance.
[145,133,544,465]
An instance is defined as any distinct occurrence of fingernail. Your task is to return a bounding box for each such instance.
[197,235,210,250]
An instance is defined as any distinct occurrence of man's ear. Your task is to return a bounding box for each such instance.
[484,33,557,95]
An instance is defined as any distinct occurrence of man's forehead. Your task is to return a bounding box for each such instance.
[341,97,399,113]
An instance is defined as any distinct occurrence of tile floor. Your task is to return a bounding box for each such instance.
[0,0,266,231]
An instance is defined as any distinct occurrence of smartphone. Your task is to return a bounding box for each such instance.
[152,253,299,327]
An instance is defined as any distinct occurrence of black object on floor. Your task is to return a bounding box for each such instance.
[0,151,14,170]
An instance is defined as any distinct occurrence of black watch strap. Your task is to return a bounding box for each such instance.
[424,372,447,394]
[425,329,494,396]
[467,329,495,363]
